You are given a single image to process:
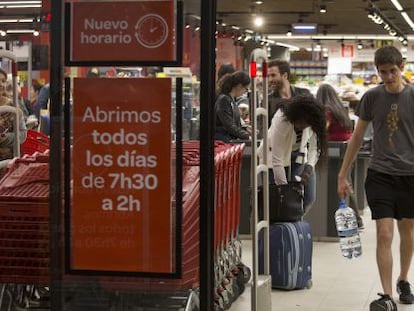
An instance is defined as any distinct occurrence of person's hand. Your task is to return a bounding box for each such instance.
[337,175,353,199]
[300,164,313,185]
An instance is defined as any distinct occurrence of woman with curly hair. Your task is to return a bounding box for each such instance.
[258,95,327,212]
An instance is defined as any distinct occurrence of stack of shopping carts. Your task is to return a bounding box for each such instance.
[0,151,50,310]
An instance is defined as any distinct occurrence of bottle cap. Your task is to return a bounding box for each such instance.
[339,199,347,208]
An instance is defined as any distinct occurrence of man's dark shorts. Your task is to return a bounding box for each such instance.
[365,169,414,220]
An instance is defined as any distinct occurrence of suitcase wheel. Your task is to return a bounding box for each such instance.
[306,279,313,289]
[241,264,251,283]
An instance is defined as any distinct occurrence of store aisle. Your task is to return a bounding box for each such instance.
[231,209,414,311]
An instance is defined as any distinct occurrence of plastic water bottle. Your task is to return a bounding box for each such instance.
[335,199,362,259]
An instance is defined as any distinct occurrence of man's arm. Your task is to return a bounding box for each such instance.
[337,119,369,199]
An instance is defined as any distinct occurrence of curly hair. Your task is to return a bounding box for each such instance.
[280,95,327,157]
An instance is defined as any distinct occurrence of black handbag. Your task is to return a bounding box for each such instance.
[258,181,304,223]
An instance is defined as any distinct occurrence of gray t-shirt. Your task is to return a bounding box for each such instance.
[356,84,414,175]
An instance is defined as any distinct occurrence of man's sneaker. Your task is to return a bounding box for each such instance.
[397,280,414,304]
[370,293,397,311]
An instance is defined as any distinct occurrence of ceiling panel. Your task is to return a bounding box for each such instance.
[185,0,414,36]
[1,0,413,47]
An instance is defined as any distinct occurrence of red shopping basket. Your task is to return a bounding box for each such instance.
[21,130,50,156]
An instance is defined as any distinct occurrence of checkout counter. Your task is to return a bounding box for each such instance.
[305,141,370,240]
[237,140,371,238]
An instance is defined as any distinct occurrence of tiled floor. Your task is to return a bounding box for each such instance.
[230,208,414,311]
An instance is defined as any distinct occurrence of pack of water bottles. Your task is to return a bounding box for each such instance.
[335,199,362,259]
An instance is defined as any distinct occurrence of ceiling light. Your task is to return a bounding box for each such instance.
[292,23,317,34]
[367,5,408,41]
[267,34,413,40]
[33,30,39,36]
[357,43,363,49]
[286,30,292,36]
[254,16,264,27]
[6,29,36,34]
[389,0,414,31]
[401,12,414,30]
[254,0,264,4]
[0,30,6,37]
[320,5,327,13]
[0,18,33,23]
[293,24,317,30]
[1,1,41,3]
[389,29,397,36]
[390,0,403,11]
[275,42,300,51]
[0,4,41,8]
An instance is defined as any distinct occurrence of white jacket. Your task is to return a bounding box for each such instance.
[258,109,319,185]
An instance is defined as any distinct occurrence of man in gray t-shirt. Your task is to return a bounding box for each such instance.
[357,83,414,175]
[338,46,414,311]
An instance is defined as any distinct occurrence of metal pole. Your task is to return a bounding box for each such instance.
[50,0,64,309]
[250,48,271,311]
[199,0,216,309]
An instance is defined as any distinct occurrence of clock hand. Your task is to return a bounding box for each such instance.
[150,26,158,33]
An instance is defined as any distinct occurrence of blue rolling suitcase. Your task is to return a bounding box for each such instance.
[259,221,313,290]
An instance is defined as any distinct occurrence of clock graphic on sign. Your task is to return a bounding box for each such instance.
[135,14,169,49]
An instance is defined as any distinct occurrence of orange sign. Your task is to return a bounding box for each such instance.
[71,78,173,274]
[68,1,176,63]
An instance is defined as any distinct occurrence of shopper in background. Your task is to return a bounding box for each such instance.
[36,83,50,135]
[317,83,353,141]
[217,63,235,81]
[86,67,100,78]
[338,45,414,311]
[368,73,379,86]
[258,95,327,212]
[0,68,27,161]
[316,83,364,229]
[237,100,251,135]
[29,80,43,118]
[214,71,250,142]
[216,63,236,98]
[267,59,311,126]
